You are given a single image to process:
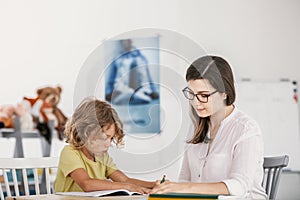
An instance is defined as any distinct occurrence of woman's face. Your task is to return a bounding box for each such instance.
[187,79,226,118]
[85,124,116,157]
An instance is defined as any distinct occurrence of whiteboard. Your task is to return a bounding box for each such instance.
[235,81,300,171]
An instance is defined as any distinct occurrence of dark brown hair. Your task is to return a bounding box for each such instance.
[65,97,124,148]
[186,55,236,143]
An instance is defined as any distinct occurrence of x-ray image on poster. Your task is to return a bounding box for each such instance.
[104,37,160,133]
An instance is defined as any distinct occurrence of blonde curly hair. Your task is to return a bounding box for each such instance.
[64,97,124,149]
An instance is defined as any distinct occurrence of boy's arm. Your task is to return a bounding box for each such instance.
[69,168,149,193]
[109,170,156,189]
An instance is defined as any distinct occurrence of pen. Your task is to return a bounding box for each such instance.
[160,175,166,184]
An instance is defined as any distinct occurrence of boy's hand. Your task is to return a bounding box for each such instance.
[124,182,151,194]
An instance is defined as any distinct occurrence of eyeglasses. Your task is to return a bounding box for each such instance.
[182,87,218,103]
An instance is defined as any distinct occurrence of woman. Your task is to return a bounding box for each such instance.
[151,55,267,199]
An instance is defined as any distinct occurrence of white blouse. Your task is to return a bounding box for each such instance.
[179,108,267,200]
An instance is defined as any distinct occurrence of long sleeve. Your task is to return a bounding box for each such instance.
[222,133,265,197]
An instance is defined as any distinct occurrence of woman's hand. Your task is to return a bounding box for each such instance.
[151,181,188,194]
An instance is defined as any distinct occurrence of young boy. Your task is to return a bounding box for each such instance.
[54,97,155,194]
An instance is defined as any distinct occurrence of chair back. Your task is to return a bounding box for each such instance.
[263,155,289,200]
[0,157,59,200]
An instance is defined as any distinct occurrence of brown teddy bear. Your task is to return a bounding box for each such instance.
[23,86,68,141]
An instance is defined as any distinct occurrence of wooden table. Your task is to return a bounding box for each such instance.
[6,194,148,200]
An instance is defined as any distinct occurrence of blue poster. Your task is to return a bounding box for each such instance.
[104,37,160,133]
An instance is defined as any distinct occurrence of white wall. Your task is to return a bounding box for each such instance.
[177,0,300,81]
[1,0,300,199]
[0,0,180,115]
[2,0,300,114]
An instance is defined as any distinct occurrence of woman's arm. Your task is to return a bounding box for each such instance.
[151,181,229,194]
[109,170,156,189]
[69,168,149,194]
[222,134,264,196]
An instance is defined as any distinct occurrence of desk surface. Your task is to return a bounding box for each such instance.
[6,194,148,200]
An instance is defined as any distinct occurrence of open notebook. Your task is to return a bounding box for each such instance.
[56,189,142,197]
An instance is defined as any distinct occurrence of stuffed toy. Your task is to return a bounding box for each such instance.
[23,85,68,141]
[0,104,15,128]
[0,103,34,130]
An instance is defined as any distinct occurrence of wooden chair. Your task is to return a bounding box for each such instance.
[263,155,289,200]
[0,157,59,200]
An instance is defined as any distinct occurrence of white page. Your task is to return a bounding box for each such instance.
[56,189,141,197]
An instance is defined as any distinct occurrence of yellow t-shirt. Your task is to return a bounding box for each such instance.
[54,145,118,192]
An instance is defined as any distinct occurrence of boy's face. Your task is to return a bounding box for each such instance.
[85,124,116,157]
